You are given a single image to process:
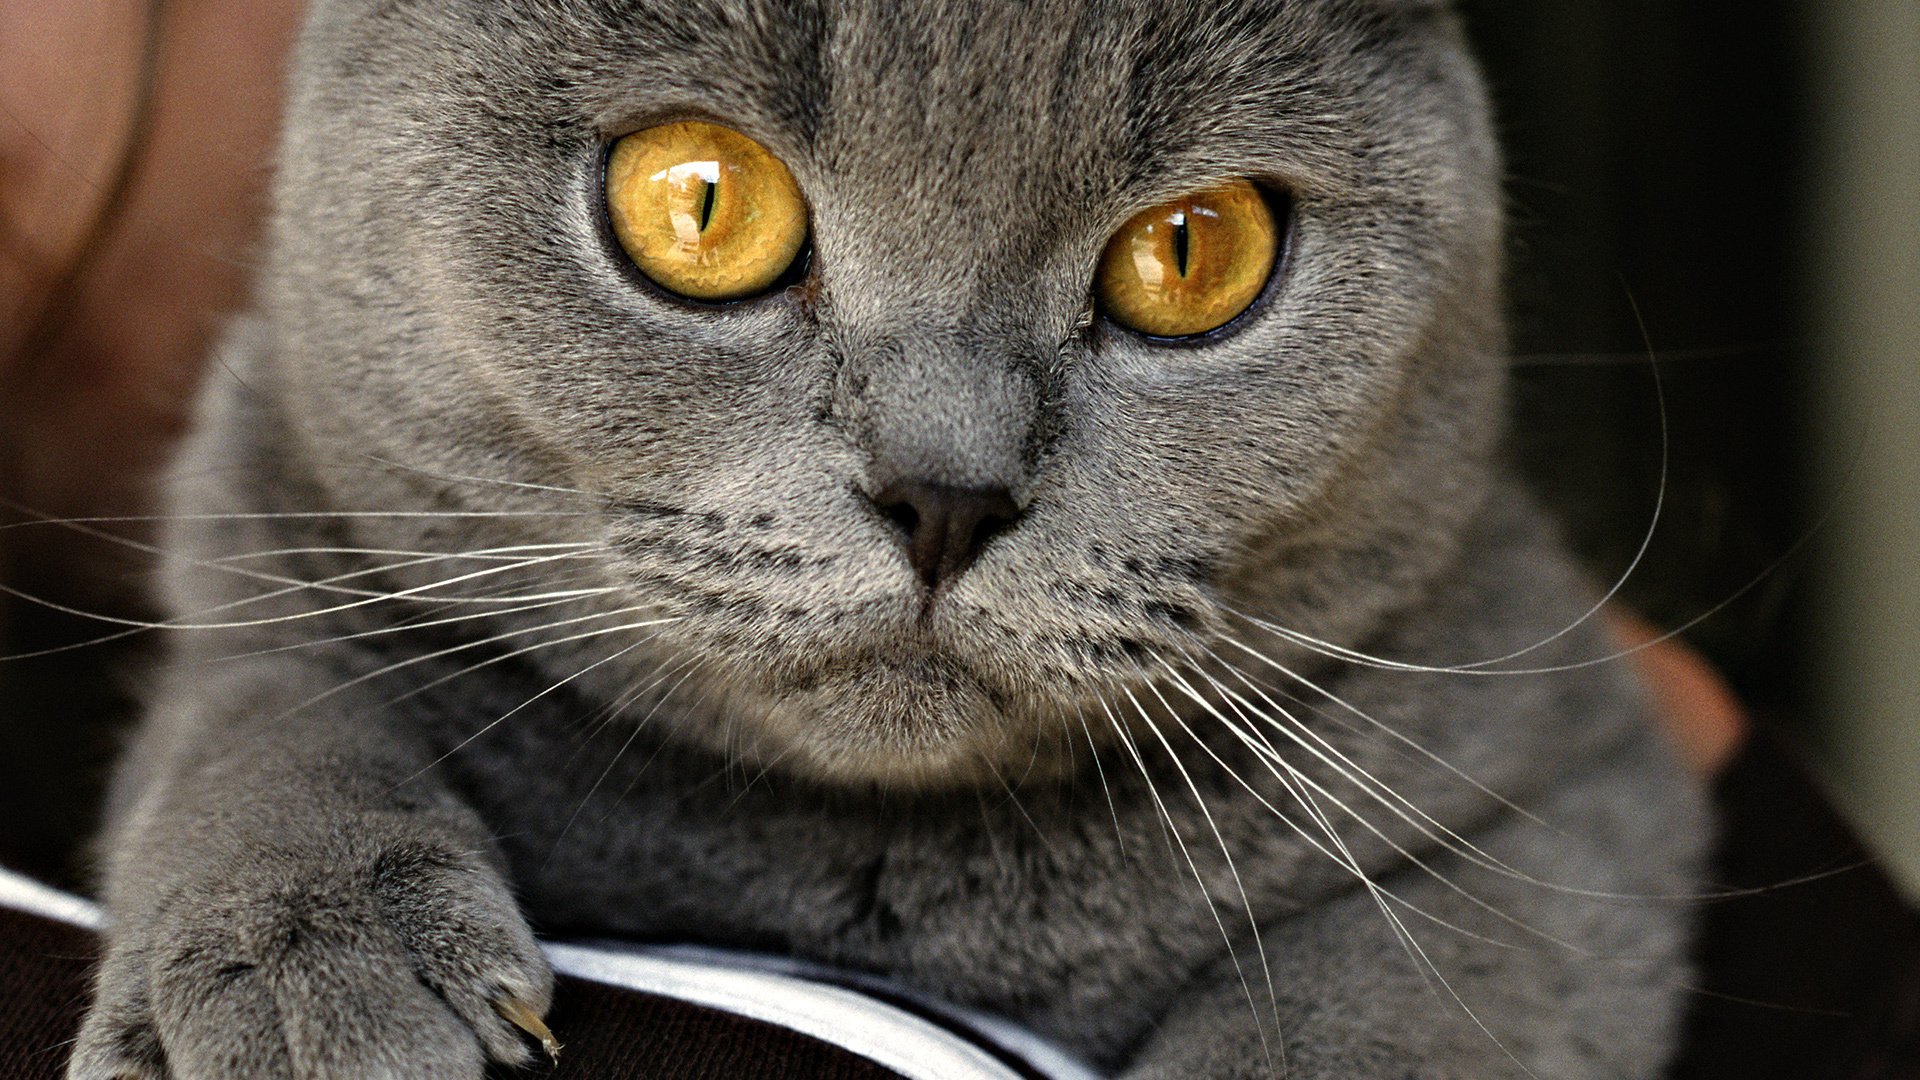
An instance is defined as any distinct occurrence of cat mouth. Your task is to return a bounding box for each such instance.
[684,609,1068,784]
[770,634,996,710]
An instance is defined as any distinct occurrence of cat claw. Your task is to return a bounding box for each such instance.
[495,996,562,1063]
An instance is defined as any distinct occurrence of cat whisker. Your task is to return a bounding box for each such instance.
[1284,774,1522,1071]
[620,673,724,813]
[0,507,610,634]
[1218,636,1569,827]
[5,527,620,666]
[722,713,811,810]
[980,755,1056,858]
[1199,652,1583,919]
[400,629,666,788]
[204,541,600,565]
[1169,660,1600,958]
[0,544,614,660]
[1212,646,1818,907]
[1506,343,1781,368]
[354,455,608,503]
[1227,605,1671,680]
[971,788,1022,885]
[1222,343,1670,677]
[556,660,703,848]
[1186,689,1543,1079]
[1071,702,1129,863]
[566,650,686,755]
[1102,689,1280,1074]
[1128,663,1419,923]
[210,591,611,664]
[1203,653,1627,907]
[1094,691,1180,863]
[1218,374,1832,683]
[1167,662,1494,866]
[1174,652,1544,886]
[187,545,608,607]
[1117,651,1578,963]
[0,507,604,531]
[1127,682,1284,1072]
[541,651,697,856]
[1184,651,1791,1005]
[276,606,676,722]
[372,610,679,715]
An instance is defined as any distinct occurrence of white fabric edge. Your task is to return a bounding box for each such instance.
[545,940,1031,1080]
[0,864,104,931]
[645,944,1107,1080]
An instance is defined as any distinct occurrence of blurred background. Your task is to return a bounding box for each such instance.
[1461,0,1920,899]
[0,0,1915,895]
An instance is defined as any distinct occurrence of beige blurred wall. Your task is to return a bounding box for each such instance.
[1805,0,1920,898]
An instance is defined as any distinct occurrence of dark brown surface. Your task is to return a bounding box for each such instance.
[1672,729,1920,1080]
[0,906,94,1080]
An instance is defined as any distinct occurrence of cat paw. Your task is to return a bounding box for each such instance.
[68,836,554,1080]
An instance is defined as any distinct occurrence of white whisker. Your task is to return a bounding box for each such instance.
[1168,661,1592,955]
[1,539,615,660]
[400,631,663,787]
[373,612,678,714]
[1219,349,1669,677]
[1071,703,1129,863]
[1174,654,1541,883]
[276,607,676,722]
[206,541,599,565]
[555,662,703,849]
[1220,636,1558,828]
[1101,690,1278,1074]
[0,508,602,531]
[1126,683,1282,1073]
[210,591,608,663]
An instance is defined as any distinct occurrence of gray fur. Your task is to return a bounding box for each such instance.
[70,1,1707,1077]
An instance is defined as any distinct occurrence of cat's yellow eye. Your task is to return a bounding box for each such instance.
[1095,180,1279,338]
[606,121,808,302]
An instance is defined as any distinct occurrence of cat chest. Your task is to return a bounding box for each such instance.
[474,756,1269,1050]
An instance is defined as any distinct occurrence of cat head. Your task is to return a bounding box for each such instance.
[260,0,1504,786]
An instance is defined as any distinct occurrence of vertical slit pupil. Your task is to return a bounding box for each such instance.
[698,178,718,232]
[1171,211,1190,278]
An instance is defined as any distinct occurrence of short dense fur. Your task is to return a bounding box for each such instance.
[70,1,1707,1077]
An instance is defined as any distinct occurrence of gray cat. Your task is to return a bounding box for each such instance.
[67,1,1708,1077]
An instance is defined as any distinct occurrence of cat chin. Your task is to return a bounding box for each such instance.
[702,656,1080,790]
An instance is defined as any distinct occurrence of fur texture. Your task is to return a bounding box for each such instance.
[70,2,1707,1077]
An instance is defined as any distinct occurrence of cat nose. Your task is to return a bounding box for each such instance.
[872,480,1021,592]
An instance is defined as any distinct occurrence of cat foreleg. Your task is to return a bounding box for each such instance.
[67,660,553,1080]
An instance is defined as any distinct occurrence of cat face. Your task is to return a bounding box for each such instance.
[266,0,1504,785]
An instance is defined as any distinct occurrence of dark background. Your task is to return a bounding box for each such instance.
[1464,0,1810,724]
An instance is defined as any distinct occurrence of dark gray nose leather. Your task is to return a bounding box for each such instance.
[872,480,1021,591]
